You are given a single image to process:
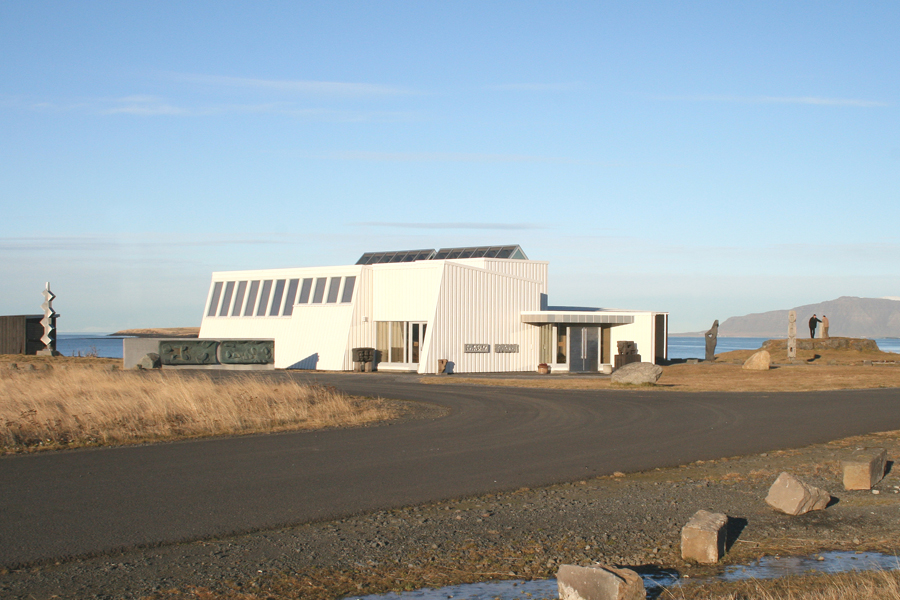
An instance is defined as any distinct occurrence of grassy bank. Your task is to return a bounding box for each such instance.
[0,365,400,453]
[425,346,900,393]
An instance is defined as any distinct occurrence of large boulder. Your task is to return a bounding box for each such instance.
[742,350,771,371]
[557,564,645,600]
[137,353,162,370]
[765,472,831,515]
[611,362,662,385]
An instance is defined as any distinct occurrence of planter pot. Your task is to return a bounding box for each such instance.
[537,364,550,374]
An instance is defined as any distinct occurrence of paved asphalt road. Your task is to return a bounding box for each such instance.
[2,373,899,568]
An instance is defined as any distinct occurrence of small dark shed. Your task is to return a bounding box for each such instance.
[0,315,46,355]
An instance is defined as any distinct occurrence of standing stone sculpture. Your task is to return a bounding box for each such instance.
[787,310,797,360]
[705,320,719,361]
[37,282,60,356]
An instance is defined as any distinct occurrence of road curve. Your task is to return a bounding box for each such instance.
[1,373,899,567]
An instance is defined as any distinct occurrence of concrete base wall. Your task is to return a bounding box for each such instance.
[123,338,275,370]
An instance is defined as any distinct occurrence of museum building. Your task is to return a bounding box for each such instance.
[197,245,668,373]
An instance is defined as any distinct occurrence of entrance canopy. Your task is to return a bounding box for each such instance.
[520,311,635,325]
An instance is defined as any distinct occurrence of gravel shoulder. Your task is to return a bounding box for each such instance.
[3,427,899,600]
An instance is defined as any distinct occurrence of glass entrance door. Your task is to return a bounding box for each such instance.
[569,326,599,372]
[376,321,427,365]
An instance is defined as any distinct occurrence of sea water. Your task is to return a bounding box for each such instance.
[667,337,900,360]
[55,333,125,359]
[47,335,900,361]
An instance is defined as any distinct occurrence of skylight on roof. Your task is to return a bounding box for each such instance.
[434,245,527,260]
[356,245,527,264]
[356,249,436,265]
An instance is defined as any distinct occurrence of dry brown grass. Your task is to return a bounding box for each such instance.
[0,366,400,453]
[665,569,900,600]
[425,353,900,393]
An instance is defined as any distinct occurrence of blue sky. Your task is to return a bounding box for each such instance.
[2,2,898,332]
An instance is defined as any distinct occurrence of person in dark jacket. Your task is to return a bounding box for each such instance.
[809,314,822,338]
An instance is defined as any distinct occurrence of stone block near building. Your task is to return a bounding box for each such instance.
[765,472,831,515]
[842,448,887,490]
[742,350,771,371]
[557,564,645,600]
[611,362,662,385]
[681,509,728,564]
[137,353,161,370]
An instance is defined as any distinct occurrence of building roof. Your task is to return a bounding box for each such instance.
[356,245,527,265]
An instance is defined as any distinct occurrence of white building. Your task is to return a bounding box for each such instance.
[198,246,668,374]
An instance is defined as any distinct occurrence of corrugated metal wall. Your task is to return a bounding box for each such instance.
[423,262,543,374]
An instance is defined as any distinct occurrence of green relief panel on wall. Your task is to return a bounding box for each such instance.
[219,340,274,364]
[159,340,219,365]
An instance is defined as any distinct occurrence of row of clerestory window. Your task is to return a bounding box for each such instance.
[206,276,356,318]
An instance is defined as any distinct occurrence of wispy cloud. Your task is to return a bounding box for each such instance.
[353,222,548,230]
[0,234,293,253]
[318,151,602,164]
[9,93,418,121]
[170,73,415,96]
[659,94,889,107]
[486,82,584,92]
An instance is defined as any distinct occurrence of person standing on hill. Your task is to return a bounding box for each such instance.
[809,314,822,339]
[821,315,830,338]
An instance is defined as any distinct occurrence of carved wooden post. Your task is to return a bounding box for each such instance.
[787,311,797,360]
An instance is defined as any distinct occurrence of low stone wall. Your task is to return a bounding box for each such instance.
[123,338,275,370]
[763,337,879,352]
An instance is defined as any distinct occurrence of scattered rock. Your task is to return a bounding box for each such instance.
[137,353,162,370]
[681,509,728,564]
[765,472,831,515]
[557,564,645,600]
[742,350,771,371]
[611,362,662,385]
[842,448,887,490]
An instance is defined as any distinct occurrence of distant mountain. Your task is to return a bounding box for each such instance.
[680,297,900,338]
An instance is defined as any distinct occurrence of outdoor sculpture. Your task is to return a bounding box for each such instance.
[219,340,274,364]
[37,282,60,356]
[159,340,219,365]
[787,311,797,360]
[705,320,719,361]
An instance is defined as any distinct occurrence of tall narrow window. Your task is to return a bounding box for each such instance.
[256,280,272,316]
[390,321,404,362]
[298,278,313,303]
[283,279,300,315]
[206,282,223,317]
[341,276,356,303]
[312,278,327,303]
[376,322,389,364]
[231,281,247,316]
[219,282,235,317]
[411,323,421,363]
[556,325,568,363]
[326,277,341,303]
[243,281,260,316]
[269,279,286,316]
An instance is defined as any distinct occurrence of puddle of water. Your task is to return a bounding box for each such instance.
[720,550,900,581]
[346,551,898,600]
